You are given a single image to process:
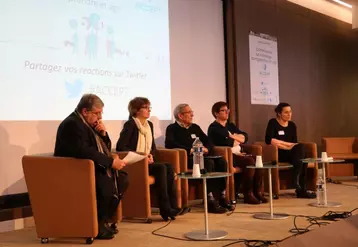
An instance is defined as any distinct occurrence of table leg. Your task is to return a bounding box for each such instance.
[203,177,209,235]
[323,162,328,205]
[253,168,289,220]
[269,168,273,218]
[309,163,342,208]
[184,178,228,240]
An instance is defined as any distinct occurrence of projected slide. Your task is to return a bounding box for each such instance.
[0,0,171,120]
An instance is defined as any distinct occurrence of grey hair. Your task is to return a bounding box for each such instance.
[173,103,189,121]
[76,94,104,111]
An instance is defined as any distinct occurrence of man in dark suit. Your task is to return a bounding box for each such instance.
[54,94,128,240]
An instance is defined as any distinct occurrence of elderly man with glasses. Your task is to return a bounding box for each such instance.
[165,103,234,214]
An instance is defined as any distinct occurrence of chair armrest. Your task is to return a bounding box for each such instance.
[301,142,317,158]
[116,151,151,218]
[353,138,358,153]
[212,146,229,159]
[212,146,232,173]
[174,148,188,172]
[155,149,180,173]
[241,144,262,156]
[116,151,149,181]
[255,142,278,163]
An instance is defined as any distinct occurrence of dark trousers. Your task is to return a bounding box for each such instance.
[188,157,227,195]
[149,162,177,211]
[278,143,307,191]
[95,170,129,222]
[233,155,264,195]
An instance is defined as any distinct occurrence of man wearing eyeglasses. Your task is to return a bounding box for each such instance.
[165,103,234,214]
[54,94,128,240]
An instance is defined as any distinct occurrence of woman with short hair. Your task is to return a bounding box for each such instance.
[116,97,180,221]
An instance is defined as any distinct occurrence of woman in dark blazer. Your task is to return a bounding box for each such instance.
[208,101,267,204]
[116,97,179,221]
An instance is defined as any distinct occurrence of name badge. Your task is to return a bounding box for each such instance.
[278,130,285,136]
[191,134,196,139]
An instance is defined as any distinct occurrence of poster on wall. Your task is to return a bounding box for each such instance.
[249,31,279,105]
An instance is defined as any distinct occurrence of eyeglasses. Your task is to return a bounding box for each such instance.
[219,109,230,113]
[89,110,103,117]
[141,106,152,110]
[181,111,194,114]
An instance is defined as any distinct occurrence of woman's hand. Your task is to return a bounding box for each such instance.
[271,138,297,150]
[148,154,154,164]
[229,133,245,143]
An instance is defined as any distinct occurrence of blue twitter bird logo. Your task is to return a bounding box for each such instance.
[65,79,83,98]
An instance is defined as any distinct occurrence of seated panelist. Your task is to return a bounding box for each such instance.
[208,101,267,204]
[165,103,234,214]
[116,97,181,221]
[265,102,316,199]
[54,94,129,240]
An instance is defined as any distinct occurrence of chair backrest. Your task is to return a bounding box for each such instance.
[254,142,278,162]
[322,137,356,154]
[354,138,358,153]
[22,154,98,238]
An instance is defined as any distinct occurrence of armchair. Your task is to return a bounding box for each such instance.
[255,142,318,197]
[177,147,231,203]
[22,153,122,245]
[322,137,358,178]
[117,148,182,223]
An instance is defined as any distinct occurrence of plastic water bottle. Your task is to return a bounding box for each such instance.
[316,170,326,206]
[192,137,204,170]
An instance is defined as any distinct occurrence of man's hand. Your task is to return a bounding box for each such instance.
[95,120,107,136]
[148,154,154,164]
[112,157,127,170]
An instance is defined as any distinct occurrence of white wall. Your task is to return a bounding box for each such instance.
[0,0,226,198]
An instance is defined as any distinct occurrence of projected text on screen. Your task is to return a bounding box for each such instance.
[0,0,171,120]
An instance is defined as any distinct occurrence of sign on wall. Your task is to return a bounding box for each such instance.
[249,31,279,105]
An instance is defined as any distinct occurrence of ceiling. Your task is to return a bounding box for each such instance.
[288,0,353,24]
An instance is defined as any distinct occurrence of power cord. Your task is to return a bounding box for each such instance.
[151,219,191,241]
[151,208,358,246]
[286,209,358,239]
[227,202,237,216]
[288,215,330,235]
[320,208,357,221]
[222,239,280,247]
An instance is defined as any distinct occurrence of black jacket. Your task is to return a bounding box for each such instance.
[116,118,157,156]
[208,121,248,147]
[54,112,113,171]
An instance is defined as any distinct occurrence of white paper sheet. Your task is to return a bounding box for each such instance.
[123,151,146,164]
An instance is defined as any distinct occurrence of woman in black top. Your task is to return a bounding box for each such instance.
[265,102,316,199]
[208,102,267,204]
[116,97,180,221]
